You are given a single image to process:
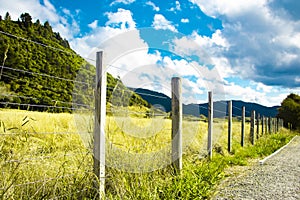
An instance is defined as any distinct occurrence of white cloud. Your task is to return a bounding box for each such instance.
[255,82,273,93]
[62,8,71,16]
[190,0,267,18]
[175,1,181,11]
[152,14,178,32]
[190,0,300,88]
[71,9,137,57]
[110,0,136,6]
[88,20,98,29]
[169,1,181,12]
[171,29,231,80]
[0,0,80,40]
[105,8,136,30]
[145,1,160,12]
[181,18,189,23]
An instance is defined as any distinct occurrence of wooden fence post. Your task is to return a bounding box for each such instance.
[274,118,276,133]
[256,113,260,139]
[228,101,232,153]
[261,116,264,136]
[241,106,245,147]
[265,117,268,134]
[268,117,272,134]
[172,77,182,173]
[94,51,106,199]
[208,91,213,159]
[250,110,255,145]
[276,118,279,132]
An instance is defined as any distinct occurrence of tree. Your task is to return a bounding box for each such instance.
[4,12,11,21]
[20,13,32,28]
[278,93,300,130]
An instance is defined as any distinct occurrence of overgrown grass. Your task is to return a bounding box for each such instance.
[0,109,297,199]
[0,109,97,199]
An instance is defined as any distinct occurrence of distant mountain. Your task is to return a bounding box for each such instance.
[131,88,279,118]
[131,88,171,112]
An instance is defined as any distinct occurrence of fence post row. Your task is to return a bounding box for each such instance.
[250,110,256,145]
[228,100,232,153]
[94,51,106,199]
[171,77,182,173]
[208,91,213,159]
[241,106,245,147]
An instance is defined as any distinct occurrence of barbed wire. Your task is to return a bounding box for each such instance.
[107,86,170,100]
[108,110,168,116]
[0,94,92,108]
[0,30,74,54]
[0,131,90,136]
[1,65,91,86]
[4,152,92,164]
[217,101,228,106]
[0,102,93,111]
[1,72,80,95]
[107,64,143,76]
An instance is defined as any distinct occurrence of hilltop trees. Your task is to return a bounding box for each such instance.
[278,93,300,130]
[0,12,149,112]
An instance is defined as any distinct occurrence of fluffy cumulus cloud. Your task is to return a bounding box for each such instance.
[71,8,137,57]
[0,0,80,39]
[190,0,300,88]
[152,14,178,32]
[105,8,136,30]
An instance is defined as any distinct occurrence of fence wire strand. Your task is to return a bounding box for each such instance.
[1,65,91,86]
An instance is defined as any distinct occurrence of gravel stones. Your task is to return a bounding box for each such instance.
[213,136,300,200]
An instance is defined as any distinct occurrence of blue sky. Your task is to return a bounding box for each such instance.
[1,0,300,106]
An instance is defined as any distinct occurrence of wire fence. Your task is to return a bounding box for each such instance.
[0,29,98,199]
[0,29,283,199]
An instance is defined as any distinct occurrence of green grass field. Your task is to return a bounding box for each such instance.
[0,108,297,199]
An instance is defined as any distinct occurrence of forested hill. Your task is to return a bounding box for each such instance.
[0,12,149,112]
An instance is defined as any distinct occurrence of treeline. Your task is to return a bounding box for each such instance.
[278,93,300,130]
[0,12,149,112]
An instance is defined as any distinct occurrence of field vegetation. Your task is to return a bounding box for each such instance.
[0,108,297,199]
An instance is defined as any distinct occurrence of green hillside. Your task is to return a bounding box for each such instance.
[0,12,149,112]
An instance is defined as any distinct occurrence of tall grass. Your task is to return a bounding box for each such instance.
[0,108,297,199]
[0,109,97,199]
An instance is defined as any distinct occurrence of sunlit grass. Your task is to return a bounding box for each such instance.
[0,108,297,199]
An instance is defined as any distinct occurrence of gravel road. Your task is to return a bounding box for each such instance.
[213,135,300,200]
